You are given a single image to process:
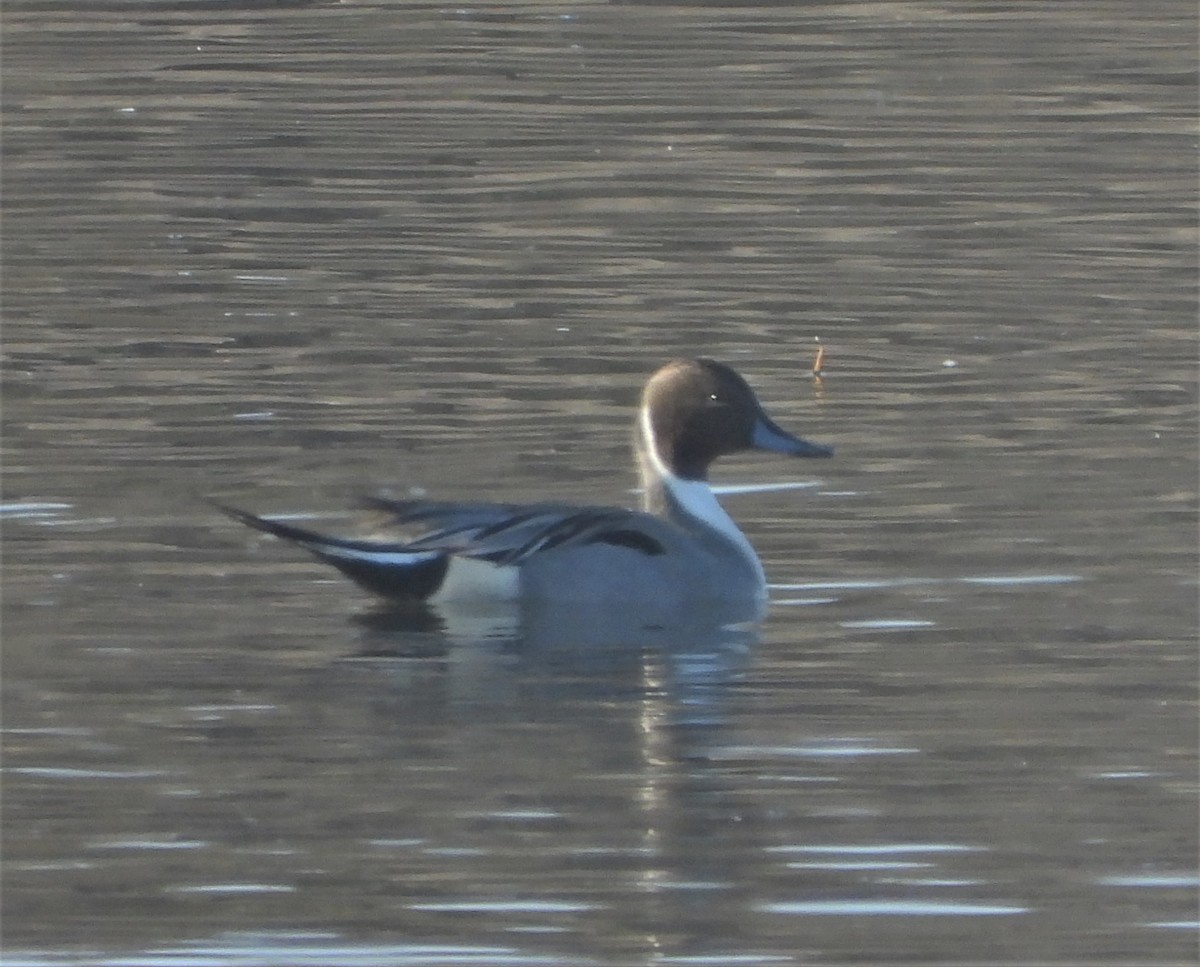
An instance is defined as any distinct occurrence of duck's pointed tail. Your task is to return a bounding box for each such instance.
[210,501,449,601]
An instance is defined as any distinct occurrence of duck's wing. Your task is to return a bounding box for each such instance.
[361,496,675,565]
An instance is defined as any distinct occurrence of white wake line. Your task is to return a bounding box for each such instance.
[712,481,824,495]
[772,574,1083,591]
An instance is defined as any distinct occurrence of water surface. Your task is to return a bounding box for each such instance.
[2,1,1196,964]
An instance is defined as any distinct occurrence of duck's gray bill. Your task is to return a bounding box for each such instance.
[752,416,834,457]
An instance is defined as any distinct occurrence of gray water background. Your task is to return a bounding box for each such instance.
[2,1,1197,964]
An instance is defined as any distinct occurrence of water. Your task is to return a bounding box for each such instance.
[2,1,1197,964]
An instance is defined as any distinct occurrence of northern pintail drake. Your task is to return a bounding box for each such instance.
[216,358,832,611]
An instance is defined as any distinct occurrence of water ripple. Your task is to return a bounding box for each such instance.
[758,899,1027,916]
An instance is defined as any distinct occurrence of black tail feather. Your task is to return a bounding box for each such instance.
[210,500,449,601]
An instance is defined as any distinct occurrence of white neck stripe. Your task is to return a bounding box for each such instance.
[638,404,765,584]
[637,403,673,480]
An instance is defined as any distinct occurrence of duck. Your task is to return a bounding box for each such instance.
[215,358,832,612]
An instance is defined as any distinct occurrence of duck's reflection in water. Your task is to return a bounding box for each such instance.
[346,596,760,730]
[329,596,768,952]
